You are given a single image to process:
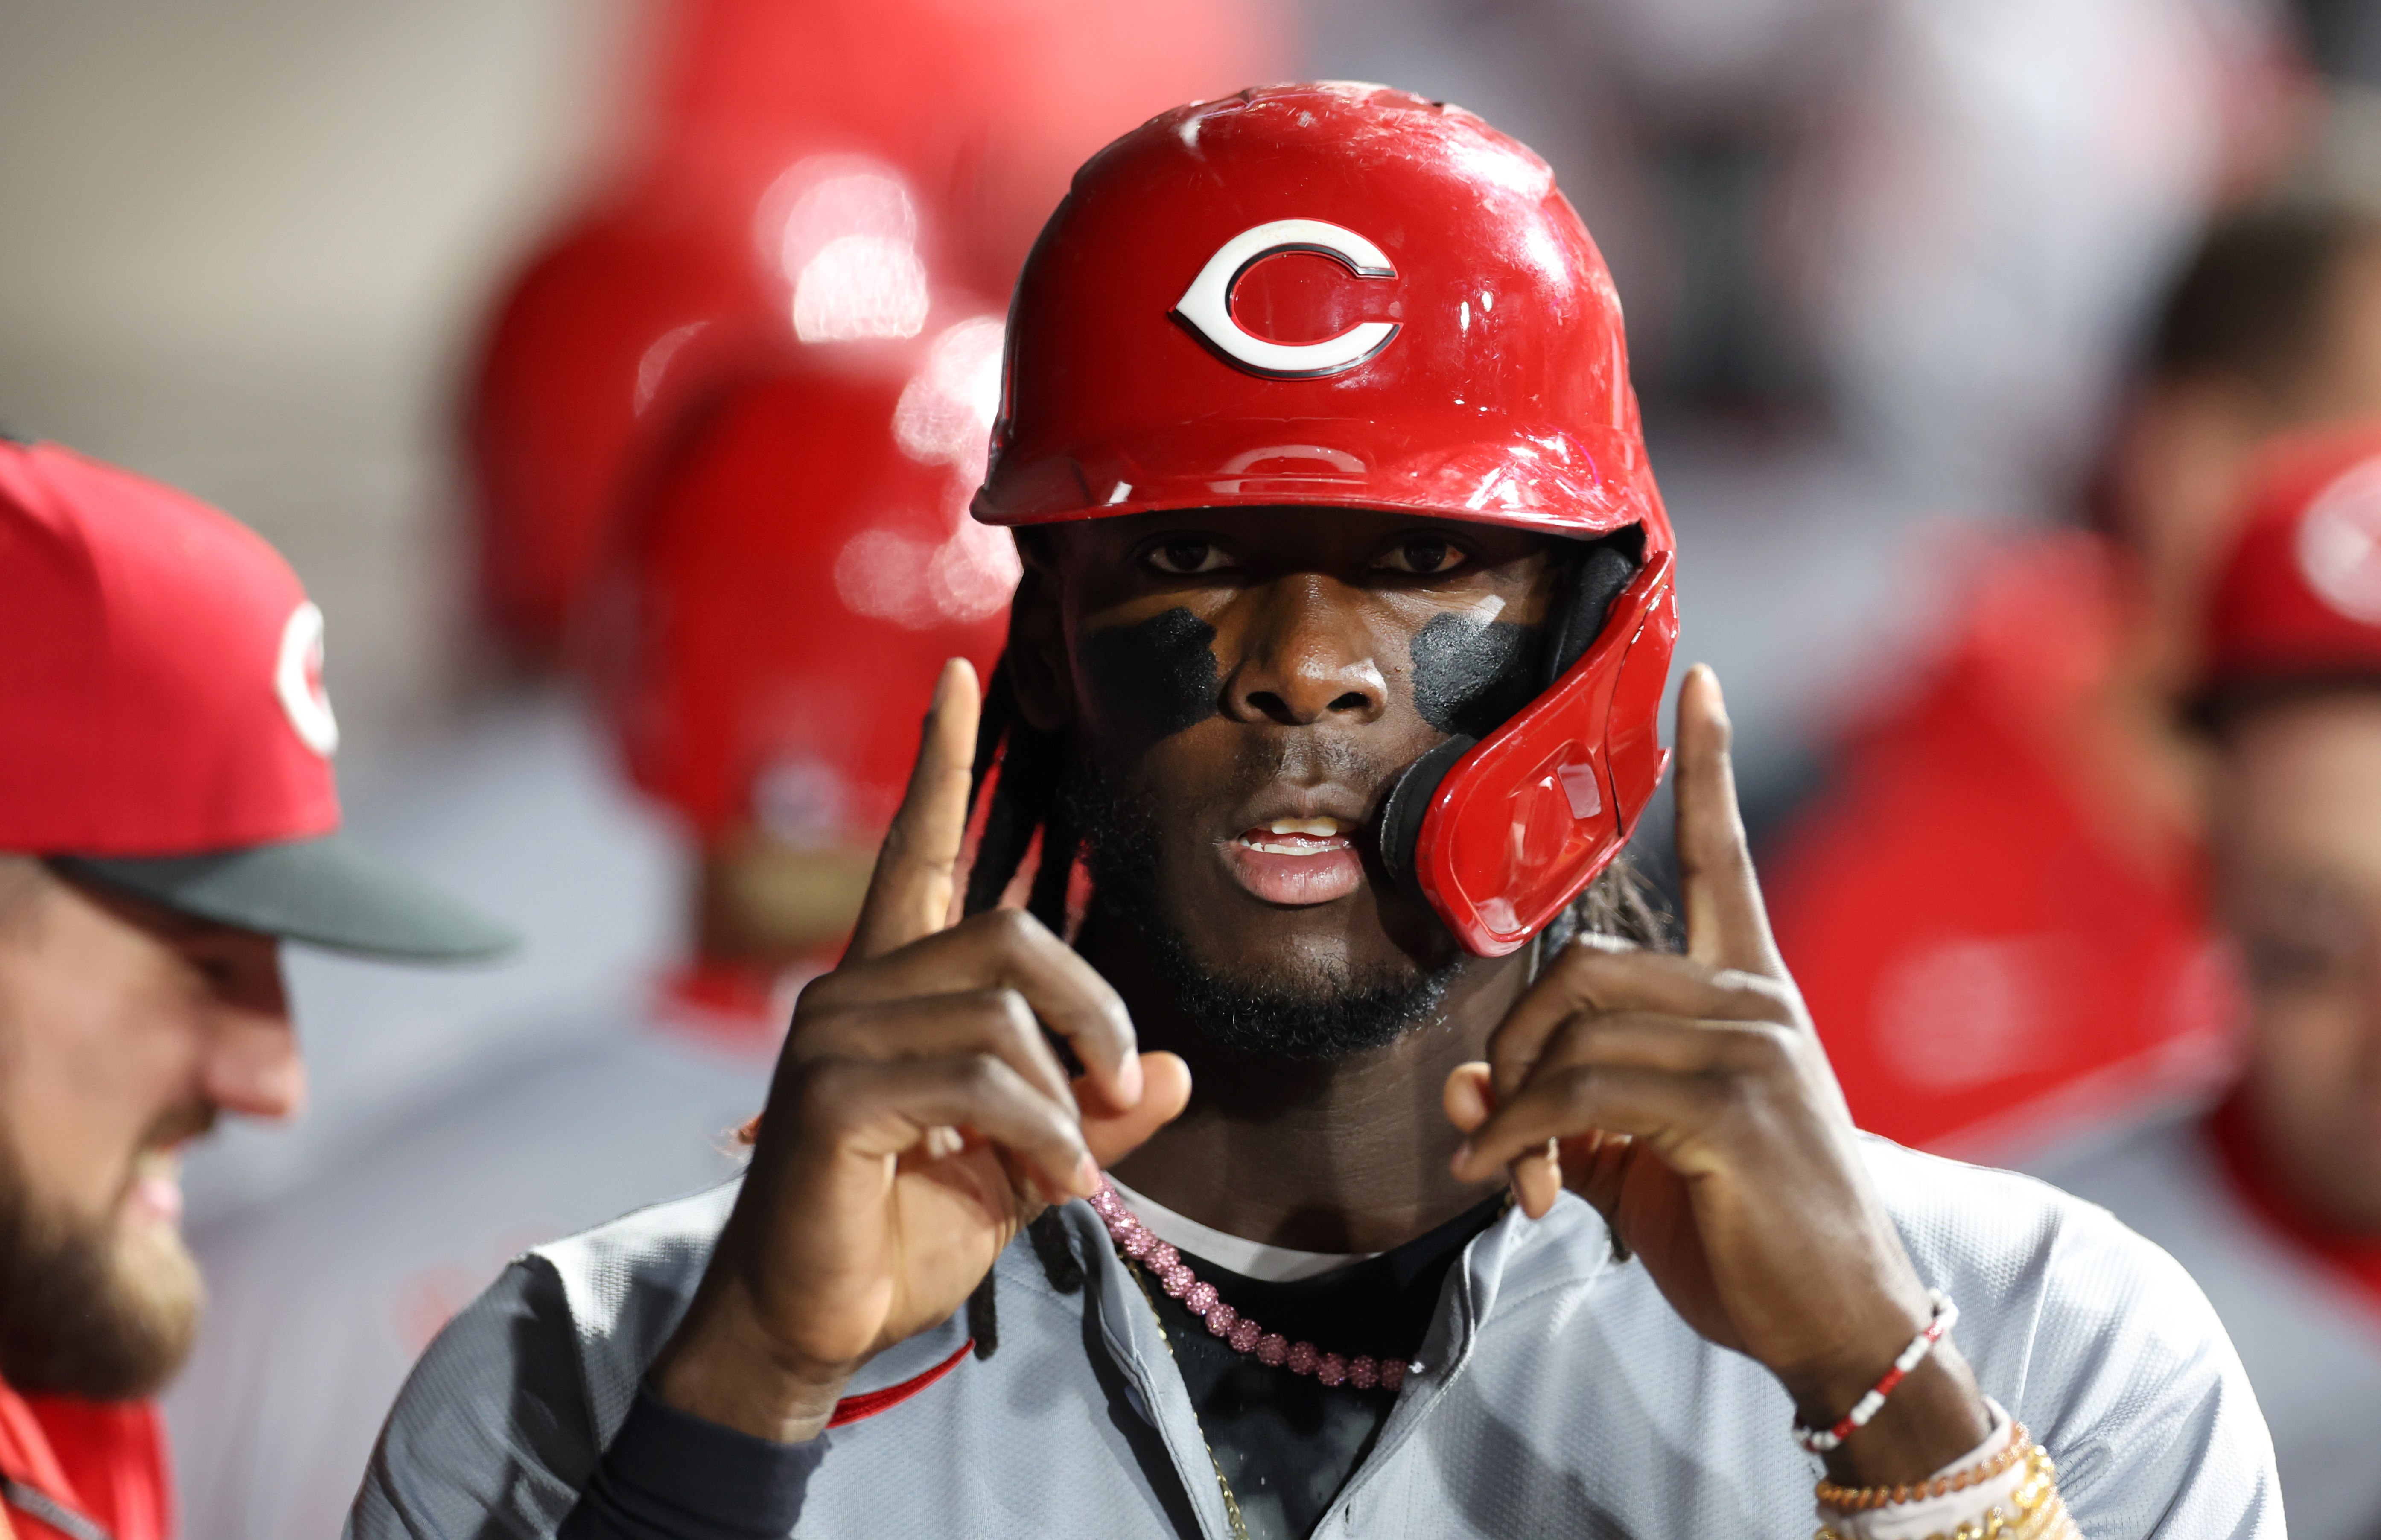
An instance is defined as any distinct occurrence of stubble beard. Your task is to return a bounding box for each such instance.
[0,1130,202,1401]
[1065,754,1462,1062]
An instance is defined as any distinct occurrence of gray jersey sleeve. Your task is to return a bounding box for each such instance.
[1869,1143,2282,1540]
[347,1257,601,1540]
[2028,1193,2282,1539]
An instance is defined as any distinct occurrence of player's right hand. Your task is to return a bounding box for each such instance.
[651,659,1190,1443]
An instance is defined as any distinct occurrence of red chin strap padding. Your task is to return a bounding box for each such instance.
[1402,552,1678,957]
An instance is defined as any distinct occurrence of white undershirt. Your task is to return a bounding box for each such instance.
[1104,1175,1383,1283]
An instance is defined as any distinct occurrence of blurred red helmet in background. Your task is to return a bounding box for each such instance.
[977,83,1677,955]
[2200,420,2381,712]
[593,309,1014,848]
[464,0,1282,667]
[465,208,770,665]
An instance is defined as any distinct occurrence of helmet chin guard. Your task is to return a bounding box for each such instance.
[1382,551,1678,956]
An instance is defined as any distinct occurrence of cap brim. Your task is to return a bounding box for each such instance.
[53,832,520,962]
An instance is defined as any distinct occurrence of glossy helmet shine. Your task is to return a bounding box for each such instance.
[974,82,1677,956]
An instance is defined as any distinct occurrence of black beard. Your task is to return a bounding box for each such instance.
[0,1135,201,1400]
[1065,757,1462,1061]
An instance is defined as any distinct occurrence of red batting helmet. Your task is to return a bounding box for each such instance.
[596,313,1015,846]
[975,83,1678,956]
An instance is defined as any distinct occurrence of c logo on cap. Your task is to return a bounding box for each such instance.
[275,601,340,758]
[2298,458,2381,625]
[1173,220,1399,380]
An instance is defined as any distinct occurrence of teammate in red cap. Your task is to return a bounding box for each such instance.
[2045,420,2381,1540]
[163,311,1010,1540]
[0,437,513,1540]
[1766,198,2381,1160]
[356,87,2263,1540]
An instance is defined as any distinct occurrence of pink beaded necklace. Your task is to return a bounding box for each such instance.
[1091,1177,1408,1393]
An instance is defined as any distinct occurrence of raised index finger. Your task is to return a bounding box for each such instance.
[846,658,980,962]
[1672,664,1784,980]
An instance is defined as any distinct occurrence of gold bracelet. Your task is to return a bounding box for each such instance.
[1815,1446,2076,1540]
[1815,1422,2034,1512]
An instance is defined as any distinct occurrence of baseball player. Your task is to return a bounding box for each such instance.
[166,312,1010,1540]
[0,438,514,1540]
[2043,420,2381,1540]
[355,87,2272,1540]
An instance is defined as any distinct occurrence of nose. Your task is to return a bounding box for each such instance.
[206,1016,306,1121]
[202,952,306,1122]
[1223,575,1387,727]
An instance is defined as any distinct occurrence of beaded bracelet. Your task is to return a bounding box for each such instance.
[1794,1290,1959,1454]
[1814,1444,2075,1540]
[1815,1422,2031,1513]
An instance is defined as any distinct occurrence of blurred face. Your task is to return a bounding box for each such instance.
[2218,694,2381,1231]
[0,862,301,1397]
[1018,508,1567,1058]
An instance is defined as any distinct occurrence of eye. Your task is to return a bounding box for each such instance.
[1374,535,1467,575]
[1145,537,1235,575]
[181,942,240,984]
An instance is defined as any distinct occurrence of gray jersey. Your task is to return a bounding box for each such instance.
[350,1135,2277,1539]
[167,1008,772,1540]
[2040,1109,2381,1540]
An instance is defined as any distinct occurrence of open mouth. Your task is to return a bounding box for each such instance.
[1223,816,1366,906]
[1239,816,1355,856]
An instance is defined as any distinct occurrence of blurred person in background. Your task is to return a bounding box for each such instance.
[0,439,513,1540]
[2042,421,2381,1540]
[1763,189,2381,1159]
[162,312,1009,1540]
[467,0,1280,671]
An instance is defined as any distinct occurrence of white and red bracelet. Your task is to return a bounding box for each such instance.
[1793,1290,1960,1455]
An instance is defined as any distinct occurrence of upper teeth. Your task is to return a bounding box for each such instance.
[1269,818,1344,836]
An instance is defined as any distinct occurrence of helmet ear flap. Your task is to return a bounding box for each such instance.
[1383,529,1643,907]
[1376,532,1668,955]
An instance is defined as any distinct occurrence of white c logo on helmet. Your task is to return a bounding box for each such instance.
[275,601,340,758]
[1173,220,1399,380]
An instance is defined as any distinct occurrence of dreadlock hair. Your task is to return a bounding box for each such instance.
[959,659,1084,1356]
[957,653,1671,1356]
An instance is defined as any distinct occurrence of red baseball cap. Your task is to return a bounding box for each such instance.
[0,438,516,960]
[2199,419,2381,720]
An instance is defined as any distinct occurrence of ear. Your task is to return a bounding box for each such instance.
[1006,535,1074,734]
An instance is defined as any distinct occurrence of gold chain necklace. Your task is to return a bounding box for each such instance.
[1122,1257,1252,1540]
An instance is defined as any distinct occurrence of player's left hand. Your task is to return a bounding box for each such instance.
[1445,664,1991,1482]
